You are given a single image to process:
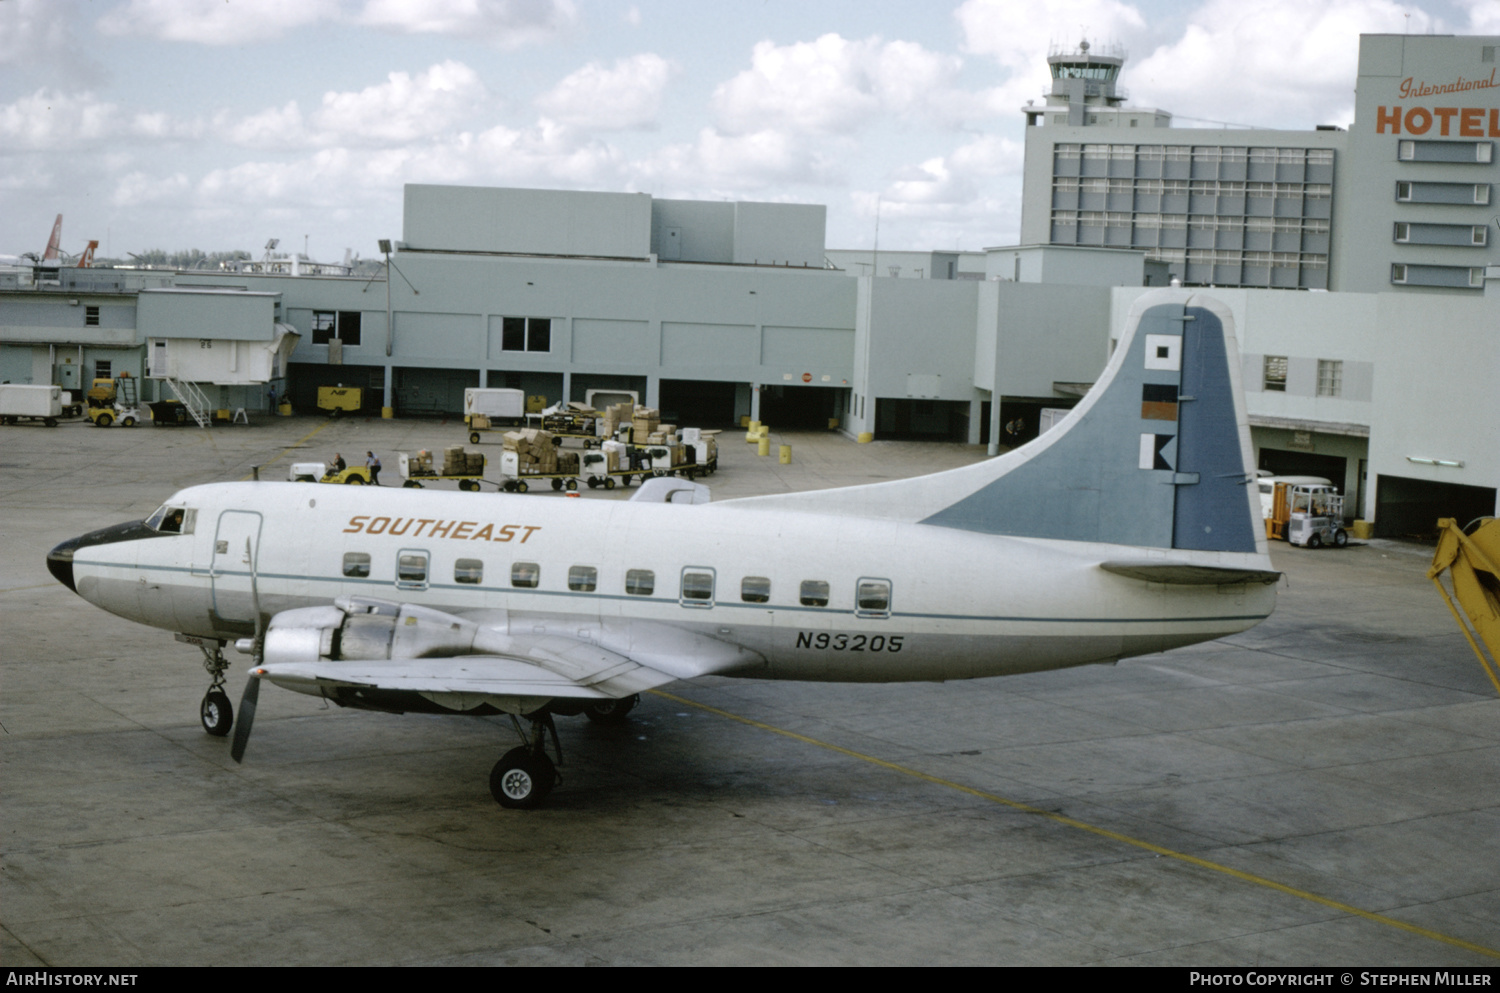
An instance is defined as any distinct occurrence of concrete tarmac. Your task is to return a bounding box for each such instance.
[2,413,1498,966]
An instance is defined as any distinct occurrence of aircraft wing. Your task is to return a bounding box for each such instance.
[250,598,761,710]
[254,634,679,700]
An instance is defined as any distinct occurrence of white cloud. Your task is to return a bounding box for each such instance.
[1,0,78,66]
[535,54,676,130]
[639,128,848,192]
[712,34,974,136]
[217,62,488,149]
[97,0,343,45]
[1460,0,1500,33]
[1130,0,1434,128]
[113,171,193,208]
[314,61,489,145]
[0,89,200,151]
[358,0,577,47]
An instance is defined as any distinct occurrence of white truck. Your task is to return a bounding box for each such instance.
[0,384,63,427]
[464,388,526,442]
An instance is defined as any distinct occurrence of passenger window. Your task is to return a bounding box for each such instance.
[454,558,483,584]
[397,552,428,589]
[626,569,655,596]
[511,562,540,588]
[856,579,891,618]
[343,552,371,578]
[741,576,771,603]
[800,580,830,607]
[568,566,598,592]
[680,568,714,606]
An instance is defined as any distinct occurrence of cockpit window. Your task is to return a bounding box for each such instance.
[146,505,195,534]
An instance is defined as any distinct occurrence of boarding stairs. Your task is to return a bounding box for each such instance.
[164,376,212,428]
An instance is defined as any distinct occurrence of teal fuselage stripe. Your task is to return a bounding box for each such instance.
[84,559,1272,626]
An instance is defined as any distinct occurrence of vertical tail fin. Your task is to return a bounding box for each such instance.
[921,291,1261,552]
[42,214,63,261]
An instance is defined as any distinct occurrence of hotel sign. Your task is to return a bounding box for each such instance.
[1375,69,1500,135]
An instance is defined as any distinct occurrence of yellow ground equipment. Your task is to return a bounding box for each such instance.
[86,374,141,427]
[317,386,363,417]
[1428,518,1500,698]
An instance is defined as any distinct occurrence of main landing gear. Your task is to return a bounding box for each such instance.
[488,695,641,809]
[198,643,234,736]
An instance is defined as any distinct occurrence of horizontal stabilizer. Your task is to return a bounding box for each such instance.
[1100,561,1281,585]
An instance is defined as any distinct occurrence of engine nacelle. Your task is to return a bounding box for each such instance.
[253,597,507,665]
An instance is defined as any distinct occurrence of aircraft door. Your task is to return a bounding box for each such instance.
[210,510,264,626]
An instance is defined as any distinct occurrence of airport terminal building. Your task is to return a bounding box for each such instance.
[0,33,1496,535]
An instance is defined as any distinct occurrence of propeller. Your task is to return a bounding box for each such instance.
[231,537,266,764]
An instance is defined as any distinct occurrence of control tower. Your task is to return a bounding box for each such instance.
[1023,40,1168,128]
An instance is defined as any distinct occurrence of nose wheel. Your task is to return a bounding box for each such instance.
[198,643,234,736]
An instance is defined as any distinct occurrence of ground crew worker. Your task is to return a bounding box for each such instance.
[366,451,382,486]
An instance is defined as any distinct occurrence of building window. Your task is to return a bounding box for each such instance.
[1392,264,1408,284]
[312,311,362,346]
[1263,356,1287,392]
[501,317,551,352]
[94,360,111,380]
[1316,360,1342,397]
[84,306,99,327]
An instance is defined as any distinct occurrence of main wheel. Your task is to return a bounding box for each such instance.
[489,747,556,809]
[96,412,114,427]
[201,690,233,736]
[1307,533,1322,549]
[1333,529,1348,548]
[584,694,639,725]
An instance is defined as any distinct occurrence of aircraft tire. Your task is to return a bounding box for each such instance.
[201,690,233,737]
[584,694,639,724]
[490,748,555,809]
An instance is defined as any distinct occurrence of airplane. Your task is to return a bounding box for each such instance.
[45,290,1279,809]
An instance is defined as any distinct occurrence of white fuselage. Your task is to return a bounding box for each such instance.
[71,482,1277,685]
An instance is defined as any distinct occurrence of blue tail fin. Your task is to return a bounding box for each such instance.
[920,292,1261,552]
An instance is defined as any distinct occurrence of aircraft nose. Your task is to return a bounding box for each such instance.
[46,519,156,594]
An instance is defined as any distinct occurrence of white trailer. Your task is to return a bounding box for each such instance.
[0,384,62,427]
[465,388,526,442]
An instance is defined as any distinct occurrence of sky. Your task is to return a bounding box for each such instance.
[3,0,1498,263]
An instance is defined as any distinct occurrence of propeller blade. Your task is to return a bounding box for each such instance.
[230,672,261,763]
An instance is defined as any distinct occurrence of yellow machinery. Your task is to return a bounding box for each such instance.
[317,386,363,417]
[1428,517,1500,697]
[86,374,141,427]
